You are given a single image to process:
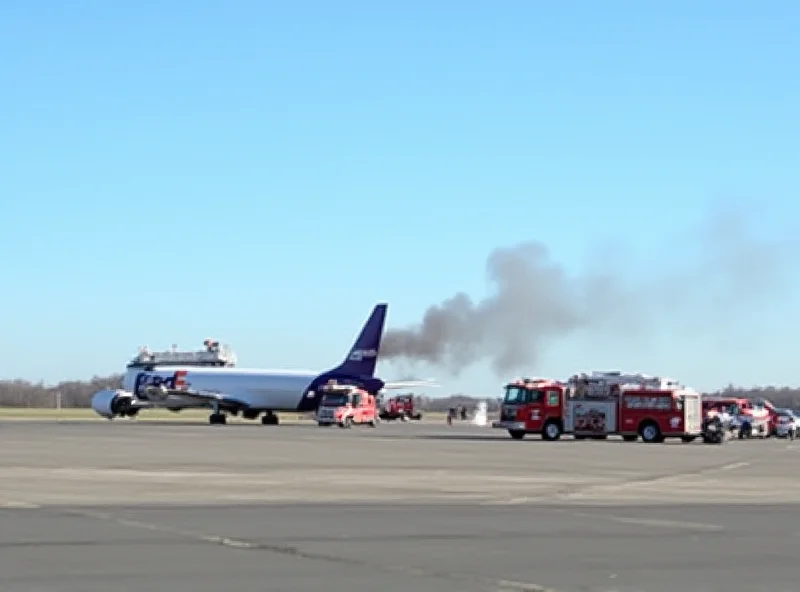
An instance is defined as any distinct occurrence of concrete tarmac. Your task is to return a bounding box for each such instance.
[1,419,799,591]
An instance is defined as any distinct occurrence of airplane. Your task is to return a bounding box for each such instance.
[90,303,436,425]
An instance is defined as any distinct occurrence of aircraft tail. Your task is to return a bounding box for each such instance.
[296,303,389,412]
[331,302,388,377]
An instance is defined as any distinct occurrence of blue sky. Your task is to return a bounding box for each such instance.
[2,0,798,395]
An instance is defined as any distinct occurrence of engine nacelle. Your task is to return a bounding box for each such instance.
[91,389,137,419]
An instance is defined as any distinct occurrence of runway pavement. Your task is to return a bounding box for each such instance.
[1,419,799,591]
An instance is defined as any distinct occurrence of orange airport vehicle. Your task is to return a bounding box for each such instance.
[492,371,703,443]
[315,380,379,428]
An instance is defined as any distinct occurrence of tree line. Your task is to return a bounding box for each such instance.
[2,375,800,412]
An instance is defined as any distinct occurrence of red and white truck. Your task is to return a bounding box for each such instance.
[702,396,774,439]
[315,381,379,428]
[492,371,703,443]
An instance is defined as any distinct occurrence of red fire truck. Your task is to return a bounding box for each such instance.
[378,394,423,421]
[492,371,703,443]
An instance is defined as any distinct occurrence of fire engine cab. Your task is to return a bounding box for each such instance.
[492,371,703,443]
[315,380,379,429]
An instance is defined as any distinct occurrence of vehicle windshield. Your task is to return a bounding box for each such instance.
[321,393,350,407]
[503,386,544,404]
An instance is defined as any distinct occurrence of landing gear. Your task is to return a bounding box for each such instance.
[261,412,279,426]
[209,402,227,425]
[209,413,227,425]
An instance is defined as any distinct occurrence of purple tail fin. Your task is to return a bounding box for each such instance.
[331,303,387,377]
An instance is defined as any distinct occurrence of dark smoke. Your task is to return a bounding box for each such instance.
[380,205,795,377]
[380,242,618,376]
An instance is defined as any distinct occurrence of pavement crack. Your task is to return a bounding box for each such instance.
[63,506,557,591]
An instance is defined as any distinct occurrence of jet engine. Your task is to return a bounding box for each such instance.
[91,389,138,419]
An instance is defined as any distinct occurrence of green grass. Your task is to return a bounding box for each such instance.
[0,407,449,422]
[0,408,307,422]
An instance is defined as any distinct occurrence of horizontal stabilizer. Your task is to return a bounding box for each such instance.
[382,379,440,390]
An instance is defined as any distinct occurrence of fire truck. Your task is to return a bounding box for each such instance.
[315,381,379,428]
[492,371,703,443]
[378,394,423,421]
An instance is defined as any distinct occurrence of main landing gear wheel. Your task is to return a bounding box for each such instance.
[209,413,227,425]
[261,413,279,426]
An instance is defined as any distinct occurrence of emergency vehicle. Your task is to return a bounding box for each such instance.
[702,396,772,439]
[492,371,703,443]
[774,412,798,440]
[378,394,423,421]
[315,380,379,428]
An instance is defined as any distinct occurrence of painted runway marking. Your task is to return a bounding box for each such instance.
[564,510,723,531]
[0,497,39,509]
[718,461,750,471]
[475,502,724,531]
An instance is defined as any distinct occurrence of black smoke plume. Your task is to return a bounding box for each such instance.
[379,204,795,376]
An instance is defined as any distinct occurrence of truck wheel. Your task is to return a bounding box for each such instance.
[508,430,526,440]
[542,420,562,441]
[369,417,378,427]
[339,417,353,429]
[639,421,662,443]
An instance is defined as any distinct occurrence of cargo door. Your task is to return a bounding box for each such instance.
[683,396,701,433]
[569,400,616,436]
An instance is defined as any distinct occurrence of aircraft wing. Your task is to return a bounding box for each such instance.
[382,379,439,390]
[145,385,249,408]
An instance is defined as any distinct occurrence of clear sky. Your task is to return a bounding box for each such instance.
[2,0,799,396]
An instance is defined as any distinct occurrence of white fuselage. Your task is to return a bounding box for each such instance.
[125,366,320,411]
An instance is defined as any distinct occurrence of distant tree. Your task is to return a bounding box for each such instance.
[0,375,123,408]
[2,376,799,412]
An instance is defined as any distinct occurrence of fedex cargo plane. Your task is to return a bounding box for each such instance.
[90,303,433,425]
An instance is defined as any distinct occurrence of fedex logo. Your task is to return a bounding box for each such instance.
[348,349,377,362]
[134,370,189,396]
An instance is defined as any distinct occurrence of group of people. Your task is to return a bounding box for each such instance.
[446,405,470,424]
